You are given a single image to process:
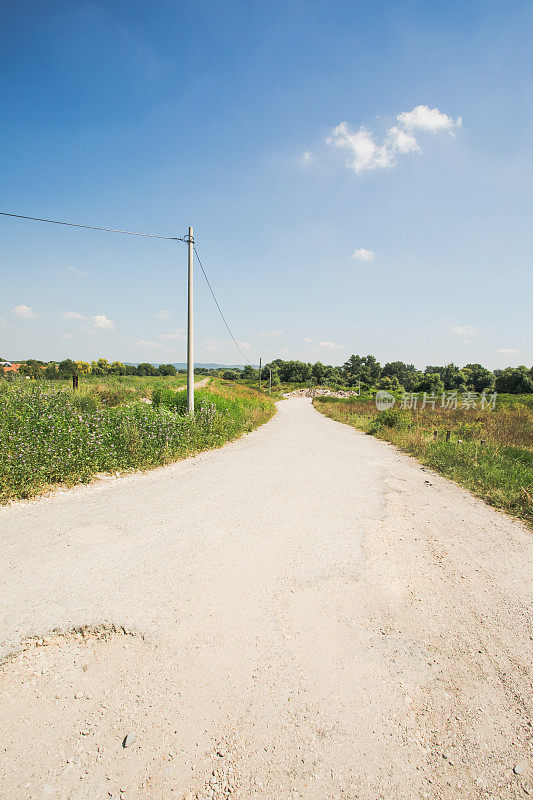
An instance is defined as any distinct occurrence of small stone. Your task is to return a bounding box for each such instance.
[514,763,525,775]
[122,733,136,748]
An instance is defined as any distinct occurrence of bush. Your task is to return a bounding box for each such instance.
[371,410,408,430]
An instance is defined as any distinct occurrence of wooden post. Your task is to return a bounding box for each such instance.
[445,430,451,442]
[433,430,438,440]
[259,357,261,393]
[269,367,272,395]
[72,374,79,391]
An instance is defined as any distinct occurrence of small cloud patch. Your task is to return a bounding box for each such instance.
[352,248,375,262]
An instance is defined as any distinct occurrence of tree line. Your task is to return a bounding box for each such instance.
[229,356,533,394]
[2,355,532,393]
[0,358,182,379]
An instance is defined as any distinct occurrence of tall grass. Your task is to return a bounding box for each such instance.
[314,395,533,526]
[0,379,275,503]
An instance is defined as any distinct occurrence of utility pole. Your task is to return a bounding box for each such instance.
[187,226,194,415]
[268,367,272,395]
[259,357,262,393]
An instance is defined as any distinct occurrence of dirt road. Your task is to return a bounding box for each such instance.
[0,398,531,799]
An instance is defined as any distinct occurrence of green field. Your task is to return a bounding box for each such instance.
[0,377,274,504]
[314,394,533,526]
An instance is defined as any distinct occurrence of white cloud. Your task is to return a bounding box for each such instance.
[497,347,523,354]
[450,325,478,336]
[304,337,312,343]
[156,309,171,320]
[12,304,35,318]
[0,317,7,327]
[352,248,375,262]
[300,151,314,165]
[238,341,251,350]
[68,266,89,276]
[384,125,420,155]
[159,329,185,340]
[61,333,74,340]
[133,339,163,349]
[326,105,460,173]
[397,105,460,132]
[92,314,115,331]
[318,341,344,350]
[63,311,87,320]
[260,330,284,336]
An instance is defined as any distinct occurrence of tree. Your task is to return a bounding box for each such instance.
[342,355,381,387]
[19,360,45,379]
[312,361,326,384]
[75,361,91,375]
[158,364,177,376]
[242,365,257,380]
[416,372,445,394]
[463,364,494,393]
[494,366,533,394]
[96,358,110,373]
[136,362,159,376]
[58,359,78,377]
[108,361,126,375]
[378,375,401,391]
[44,363,59,379]
[222,370,238,380]
[382,362,420,391]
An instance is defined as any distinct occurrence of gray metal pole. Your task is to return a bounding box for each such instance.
[187,226,194,415]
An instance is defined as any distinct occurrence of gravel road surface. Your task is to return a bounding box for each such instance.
[0,397,531,799]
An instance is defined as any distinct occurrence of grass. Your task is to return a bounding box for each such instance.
[314,394,533,526]
[0,378,275,504]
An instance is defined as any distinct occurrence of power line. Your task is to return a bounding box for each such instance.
[193,245,253,366]
[0,208,254,367]
[0,211,187,241]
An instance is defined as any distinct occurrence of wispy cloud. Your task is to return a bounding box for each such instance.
[260,330,284,337]
[497,347,523,354]
[159,329,185,340]
[304,337,312,343]
[63,310,115,331]
[318,341,344,350]
[92,314,115,331]
[450,325,478,336]
[156,309,171,320]
[68,266,89,276]
[0,317,7,327]
[300,151,314,165]
[326,105,461,174]
[12,304,35,318]
[352,248,375,262]
[61,333,74,340]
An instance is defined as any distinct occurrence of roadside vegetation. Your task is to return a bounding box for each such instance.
[314,394,533,526]
[0,378,274,504]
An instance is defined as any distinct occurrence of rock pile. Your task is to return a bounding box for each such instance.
[283,387,357,399]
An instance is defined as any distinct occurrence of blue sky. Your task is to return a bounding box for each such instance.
[1,0,531,368]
